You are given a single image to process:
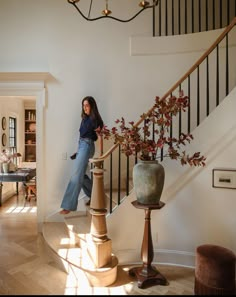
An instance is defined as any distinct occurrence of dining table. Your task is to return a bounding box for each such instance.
[0,167,36,206]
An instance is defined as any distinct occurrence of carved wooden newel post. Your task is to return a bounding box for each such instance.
[88,158,113,268]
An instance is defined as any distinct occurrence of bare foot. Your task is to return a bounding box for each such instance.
[60,209,71,215]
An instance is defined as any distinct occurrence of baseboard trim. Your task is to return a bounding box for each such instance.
[114,248,195,268]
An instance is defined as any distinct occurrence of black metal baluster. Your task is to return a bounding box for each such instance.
[197,66,200,125]
[216,44,219,106]
[165,0,168,36]
[234,1,236,16]
[172,0,174,35]
[170,92,173,139]
[178,0,181,34]
[226,33,229,96]
[152,120,155,142]
[227,0,230,25]
[192,0,194,33]
[152,1,156,37]
[188,76,191,133]
[160,110,164,161]
[152,121,156,160]
[220,0,222,28]
[126,156,129,196]
[161,145,164,162]
[206,56,209,116]
[213,0,215,29]
[199,0,201,32]
[185,0,187,34]
[179,84,182,136]
[159,0,162,36]
[109,153,113,214]
[118,144,121,205]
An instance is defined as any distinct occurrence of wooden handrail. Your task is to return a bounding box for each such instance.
[91,16,236,164]
[135,16,236,127]
[90,142,119,163]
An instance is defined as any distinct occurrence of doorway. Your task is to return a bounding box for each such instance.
[0,75,47,231]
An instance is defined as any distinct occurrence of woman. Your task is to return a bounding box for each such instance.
[60,96,104,214]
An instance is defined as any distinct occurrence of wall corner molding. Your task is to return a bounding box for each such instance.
[130,29,225,56]
[0,72,52,83]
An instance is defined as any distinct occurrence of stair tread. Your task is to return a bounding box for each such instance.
[43,221,118,273]
[64,214,91,236]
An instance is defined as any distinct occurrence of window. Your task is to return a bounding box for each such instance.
[9,117,17,164]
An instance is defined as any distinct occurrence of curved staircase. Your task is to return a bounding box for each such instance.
[42,208,119,287]
[42,16,236,288]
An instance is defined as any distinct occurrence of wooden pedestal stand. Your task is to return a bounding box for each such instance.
[129,200,169,289]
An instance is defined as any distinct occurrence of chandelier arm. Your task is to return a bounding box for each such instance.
[102,8,147,23]
[67,0,159,23]
[68,1,94,21]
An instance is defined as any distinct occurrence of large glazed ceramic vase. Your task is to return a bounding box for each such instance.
[133,159,165,205]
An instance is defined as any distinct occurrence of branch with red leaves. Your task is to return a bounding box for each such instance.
[100,94,206,167]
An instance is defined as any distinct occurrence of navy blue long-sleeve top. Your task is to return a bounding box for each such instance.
[79,115,103,141]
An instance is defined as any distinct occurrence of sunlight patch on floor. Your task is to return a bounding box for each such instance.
[59,262,137,295]
[62,282,135,295]
[5,206,37,213]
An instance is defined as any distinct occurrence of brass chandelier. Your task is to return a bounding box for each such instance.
[67,0,159,22]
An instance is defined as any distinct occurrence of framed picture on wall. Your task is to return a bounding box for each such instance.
[2,117,6,130]
[212,168,236,189]
[2,133,7,146]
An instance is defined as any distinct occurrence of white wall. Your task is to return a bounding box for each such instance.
[107,87,236,266]
[0,0,235,266]
[0,0,154,215]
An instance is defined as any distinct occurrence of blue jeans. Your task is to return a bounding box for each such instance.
[60,138,95,211]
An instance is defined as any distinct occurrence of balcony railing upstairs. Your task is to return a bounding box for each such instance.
[90,16,236,215]
[153,0,236,37]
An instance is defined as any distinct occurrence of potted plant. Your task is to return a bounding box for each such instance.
[101,93,206,204]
